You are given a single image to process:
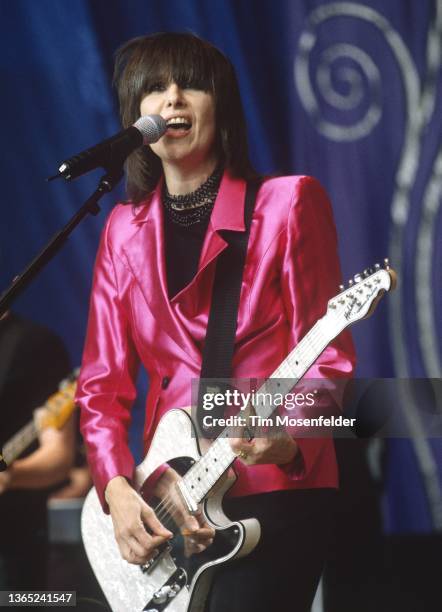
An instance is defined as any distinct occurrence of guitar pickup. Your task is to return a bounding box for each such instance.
[140,541,172,574]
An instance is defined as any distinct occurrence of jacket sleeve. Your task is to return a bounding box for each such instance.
[76,208,140,512]
[279,176,356,480]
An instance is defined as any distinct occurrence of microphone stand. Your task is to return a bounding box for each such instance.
[0,167,124,318]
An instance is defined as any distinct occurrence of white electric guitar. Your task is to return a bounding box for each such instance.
[81,263,396,612]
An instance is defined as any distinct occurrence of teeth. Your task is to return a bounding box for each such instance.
[166,117,191,126]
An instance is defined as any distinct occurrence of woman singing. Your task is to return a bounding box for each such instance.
[76,32,355,612]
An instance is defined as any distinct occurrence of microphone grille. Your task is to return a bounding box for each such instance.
[134,115,167,143]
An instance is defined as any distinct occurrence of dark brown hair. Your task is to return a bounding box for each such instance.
[113,32,256,203]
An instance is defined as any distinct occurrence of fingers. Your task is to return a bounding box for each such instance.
[180,511,215,557]
[230,435,298,465]
[229,437,256,464]
[181,514,200,533]
[117,521,170,565]
[108,487,173,565]
[127,535,152,561]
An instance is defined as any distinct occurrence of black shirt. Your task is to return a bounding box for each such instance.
[163,207,212,299]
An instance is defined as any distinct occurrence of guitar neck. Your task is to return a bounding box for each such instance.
[183,313,344,503]
[254,315,340,419]
[2,420,38,466]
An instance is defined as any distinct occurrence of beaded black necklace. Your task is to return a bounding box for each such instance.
[162,165,223,227]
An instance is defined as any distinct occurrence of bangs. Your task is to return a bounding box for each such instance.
[138,39,215,94]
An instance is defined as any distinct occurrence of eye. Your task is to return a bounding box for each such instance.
[146,82,166,93]
[179,78,208,91]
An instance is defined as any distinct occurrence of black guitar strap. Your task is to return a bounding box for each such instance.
[198,179,261,428]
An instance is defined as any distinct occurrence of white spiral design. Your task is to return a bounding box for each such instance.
[294,1,442,530]
[296,34,382,141]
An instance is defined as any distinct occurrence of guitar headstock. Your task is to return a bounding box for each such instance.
[327,260,396,325]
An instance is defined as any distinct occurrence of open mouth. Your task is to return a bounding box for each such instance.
[166,117,192,132]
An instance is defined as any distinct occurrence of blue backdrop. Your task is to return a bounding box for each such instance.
[1,0,441,533]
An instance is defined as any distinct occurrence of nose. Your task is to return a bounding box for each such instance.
[166,82,185,107]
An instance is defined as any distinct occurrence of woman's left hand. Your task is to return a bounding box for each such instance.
[229,431,298,466]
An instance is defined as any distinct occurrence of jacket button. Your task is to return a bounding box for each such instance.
[162,376,170,389]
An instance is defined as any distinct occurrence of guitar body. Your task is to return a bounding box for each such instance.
[81,409,261,612]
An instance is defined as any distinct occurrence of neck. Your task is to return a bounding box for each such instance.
[162,156,219,195]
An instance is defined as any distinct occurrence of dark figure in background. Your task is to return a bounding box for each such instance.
[0,311,74,590]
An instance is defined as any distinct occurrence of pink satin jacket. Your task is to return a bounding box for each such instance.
[76,171,355,510]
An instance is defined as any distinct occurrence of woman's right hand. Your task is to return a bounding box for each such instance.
[105,475,172,565]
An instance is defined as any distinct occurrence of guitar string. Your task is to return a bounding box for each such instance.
[143,308,351,533]
[151,330,329,529]
[143,315,344,522]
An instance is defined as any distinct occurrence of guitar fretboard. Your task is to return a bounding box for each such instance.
[2,421,38,465]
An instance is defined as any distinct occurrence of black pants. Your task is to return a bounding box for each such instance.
[206,488,335,612]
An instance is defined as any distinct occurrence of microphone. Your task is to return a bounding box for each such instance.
[49,114,167,181]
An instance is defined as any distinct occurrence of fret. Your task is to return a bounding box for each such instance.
[182,438,236,503]
[2,421,38,464]
[172,267,393,518]
[179,314,342,498]
[180,316,339,497]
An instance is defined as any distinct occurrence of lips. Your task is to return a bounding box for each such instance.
[166,116,192,128]
[165,115,192,137]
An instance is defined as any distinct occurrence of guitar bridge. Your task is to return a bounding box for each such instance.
[140,541,172,574]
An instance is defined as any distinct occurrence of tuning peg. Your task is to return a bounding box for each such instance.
[363,268,373,277]
[339,284,344,291]
[348,279,354,287]
[384,258,390,270]
[374,263,380,270]
[353,273,362,283]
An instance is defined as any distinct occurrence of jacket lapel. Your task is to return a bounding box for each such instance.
[124,171,247,362]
